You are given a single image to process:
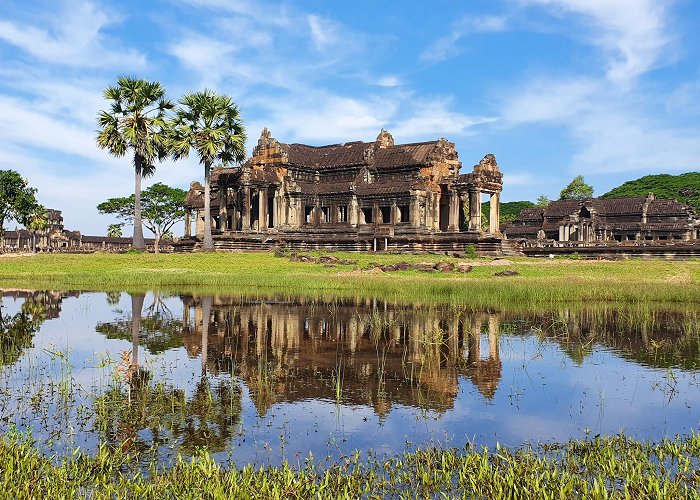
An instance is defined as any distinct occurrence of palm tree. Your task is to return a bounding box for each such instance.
[26,208,47,252]
[170,90,246,251]
[96,77,174,250]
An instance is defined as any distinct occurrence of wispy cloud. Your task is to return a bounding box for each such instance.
[391,98,497,139]
[421,15,507,62]
[0,0,145,69]
[519,0,674,84]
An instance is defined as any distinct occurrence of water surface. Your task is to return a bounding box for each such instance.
[1,289,698,467]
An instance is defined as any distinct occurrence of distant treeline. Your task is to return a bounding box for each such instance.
[600,172,700,212]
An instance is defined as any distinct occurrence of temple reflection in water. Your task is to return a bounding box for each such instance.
[180,296,502,416]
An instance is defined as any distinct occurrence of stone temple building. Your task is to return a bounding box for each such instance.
[504,194,699,244]
[181,129,504,252]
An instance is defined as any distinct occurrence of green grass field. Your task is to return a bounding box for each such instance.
[2,431,698,499]
[0,251,698,307]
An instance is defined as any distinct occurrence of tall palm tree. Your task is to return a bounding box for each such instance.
[96,77,173,250]
[170,90,246,251]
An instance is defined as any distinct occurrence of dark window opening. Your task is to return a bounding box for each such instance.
[399,205,409,223]
[321,207,330,223]
[362,207,373,224]
[267,194,274,228]
[380,206,391,224]
[305,206,314,224]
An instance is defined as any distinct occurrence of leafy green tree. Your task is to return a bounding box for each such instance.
[26,208,48,252]
[170,90,246,251]
[96,77,174,250]
[559,175,594,200]
[535,195,551,207]
[0,170,41,244]
[107,223,124,238]
[97,183,186,253]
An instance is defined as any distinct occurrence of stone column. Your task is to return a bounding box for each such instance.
[409,196,418,226]
[218,188,228,231]
[448,190,459,231]
[184,209,191,238]
[195,209,204,238]
[489,193,500,235]
[469,191,482,231]
[350,195,359,227]
[272,189,279,229]
[242,186,251,232]
[259,188,268,232]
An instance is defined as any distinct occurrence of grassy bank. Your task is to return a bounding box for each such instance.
[1,432,698,499]
[0,252,699,307]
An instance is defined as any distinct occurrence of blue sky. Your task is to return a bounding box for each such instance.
[1,0,699,235]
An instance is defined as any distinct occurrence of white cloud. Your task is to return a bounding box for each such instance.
[421,15,508,62]
[0,1,145,69]
[0,95,113,164]
[391,99,497,139]
[501,78,599,123]
[308,15,339,51]
[375,76,402,88]
[520,0,674,84]
[499,75,700,175]
[254,93,397,143]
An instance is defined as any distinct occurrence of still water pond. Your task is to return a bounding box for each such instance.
[1,289,699,467]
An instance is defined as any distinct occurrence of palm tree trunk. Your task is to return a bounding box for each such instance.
[133,154,146,250]
[154,234,160,254]
[203,160,214,251]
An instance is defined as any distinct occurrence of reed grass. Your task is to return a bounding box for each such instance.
[1,252,699,307]
[1,431,698,499]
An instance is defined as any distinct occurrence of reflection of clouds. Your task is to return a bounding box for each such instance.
[3,292,700,467]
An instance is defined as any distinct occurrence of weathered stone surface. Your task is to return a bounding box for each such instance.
[414,262,437,272]
[457,263,473,273]
[435,261,455,273]
[494,269,519,276]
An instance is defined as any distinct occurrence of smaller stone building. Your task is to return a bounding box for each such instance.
[504,194,699,244]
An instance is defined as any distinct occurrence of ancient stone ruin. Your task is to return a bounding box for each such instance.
[180,129,504,253]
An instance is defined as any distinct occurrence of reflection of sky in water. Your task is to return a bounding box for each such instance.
[0,291,698,467]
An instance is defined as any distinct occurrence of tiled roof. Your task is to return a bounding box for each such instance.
[285,140,439,170]
[591,197,646,216]
[543,200,581,217]
[519,208,544,221]
[287,142,368,169]
[647,199,690,216]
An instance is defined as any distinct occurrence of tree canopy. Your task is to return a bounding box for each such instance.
[559,175,594,200]
[97,183,186,253]
[0,170,41,238]
[96,77,174,250]
[535,195,551,207]
[170,90,246,251]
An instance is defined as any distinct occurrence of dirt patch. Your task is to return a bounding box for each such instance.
[666,274,692,284]
[0,252,37,259]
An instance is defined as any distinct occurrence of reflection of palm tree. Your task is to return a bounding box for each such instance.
[96,293,184,355]
[130,293,145,368]
[94,375,242,456]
